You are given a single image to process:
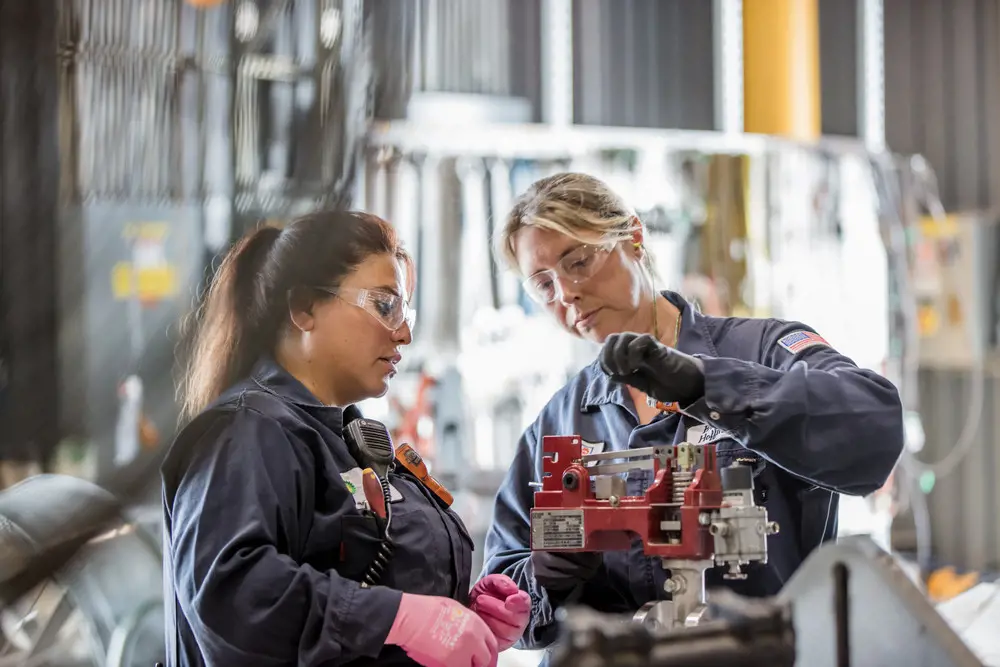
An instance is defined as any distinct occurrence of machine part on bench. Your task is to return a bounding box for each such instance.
[714,457,778,579]
[550,537,985,667]
[551,590,796,667]
[634,560,714,631]
[530,434,776,631]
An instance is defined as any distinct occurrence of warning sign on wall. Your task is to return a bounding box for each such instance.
[111,222,179,304]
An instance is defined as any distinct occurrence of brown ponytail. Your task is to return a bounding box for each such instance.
[176,224,280,422]
[176,211,410,423]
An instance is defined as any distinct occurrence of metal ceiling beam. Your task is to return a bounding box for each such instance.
[858,0,886,151]
[541,0,574,126]
[713,0,744,133]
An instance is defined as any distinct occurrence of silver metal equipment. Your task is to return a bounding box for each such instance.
[549,536,985,667]
[0,475,164,667]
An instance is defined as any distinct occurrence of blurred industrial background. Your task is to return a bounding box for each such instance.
[1,0,1000,665]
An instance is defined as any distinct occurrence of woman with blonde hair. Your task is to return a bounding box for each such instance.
[480,173,904,653]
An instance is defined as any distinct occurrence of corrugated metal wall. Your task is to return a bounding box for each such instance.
[572,0,715,129]
[883,0,1000,570]
[884,0,1000,210]
[398,0,717,129]
[412,0,513,96]
[375,0,540,119]
[819,0,858,137]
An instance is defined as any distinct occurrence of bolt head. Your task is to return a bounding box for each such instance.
[562,471,579,491]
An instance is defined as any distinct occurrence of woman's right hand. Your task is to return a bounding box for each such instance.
[386,593,499,667]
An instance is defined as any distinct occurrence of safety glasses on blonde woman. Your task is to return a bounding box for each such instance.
[522,243,614,304]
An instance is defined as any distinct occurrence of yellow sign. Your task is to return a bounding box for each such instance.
[111,221,179,303]
[917,303,940,337]
[918,215,959,239]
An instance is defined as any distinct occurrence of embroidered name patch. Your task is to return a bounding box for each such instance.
[687,424,728,445]
[777,330,830,355]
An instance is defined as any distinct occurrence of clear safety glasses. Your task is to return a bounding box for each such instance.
[522,243,614,304]
[314,286,416,332]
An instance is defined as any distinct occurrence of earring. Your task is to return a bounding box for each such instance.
[633,242,642,250]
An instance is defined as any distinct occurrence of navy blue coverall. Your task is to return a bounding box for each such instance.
[161,358,475,667]
[481,291,904,652]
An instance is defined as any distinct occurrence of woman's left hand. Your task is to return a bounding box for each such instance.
[599,332,705,405]
[468,574,531,651]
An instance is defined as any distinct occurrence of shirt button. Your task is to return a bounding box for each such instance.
[710,411,721,420]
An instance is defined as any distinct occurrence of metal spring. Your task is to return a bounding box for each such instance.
[362,540,394,587]
[672,471,694,503]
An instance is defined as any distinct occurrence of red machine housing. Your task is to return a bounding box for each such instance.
[532,435,724,560]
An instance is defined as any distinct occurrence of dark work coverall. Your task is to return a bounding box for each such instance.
[161,358,474,666]
[482,290,904,655]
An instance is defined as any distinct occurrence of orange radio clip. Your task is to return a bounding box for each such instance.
[394,443,454,507]
[647,396,682,413]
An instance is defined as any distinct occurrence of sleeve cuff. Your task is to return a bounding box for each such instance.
[683,356,760,435]
[336,584,403,657]
[520,559,574,649]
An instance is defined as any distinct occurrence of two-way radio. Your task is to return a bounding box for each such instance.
[343,418,396,587]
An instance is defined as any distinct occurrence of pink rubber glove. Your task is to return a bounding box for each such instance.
[386,593,498,667]
[468,574,532,651]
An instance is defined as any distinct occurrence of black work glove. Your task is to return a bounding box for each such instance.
[530,551,603,592]
[599,332,706,406]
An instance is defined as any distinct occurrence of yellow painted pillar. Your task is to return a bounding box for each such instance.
[743,0,821,140]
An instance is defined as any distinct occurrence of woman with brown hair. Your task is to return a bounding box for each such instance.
[162,211,528,667]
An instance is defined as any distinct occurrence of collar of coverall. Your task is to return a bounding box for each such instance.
[250,355,363,434]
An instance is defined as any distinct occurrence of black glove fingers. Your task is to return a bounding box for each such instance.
[610,334,629,374]
[598,338,618,376]
[600,332,631,376]
[625,333,656,370]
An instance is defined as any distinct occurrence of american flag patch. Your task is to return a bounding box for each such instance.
[777,330,830,355]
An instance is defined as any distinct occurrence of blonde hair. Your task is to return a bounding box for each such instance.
[496,172,653,275]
